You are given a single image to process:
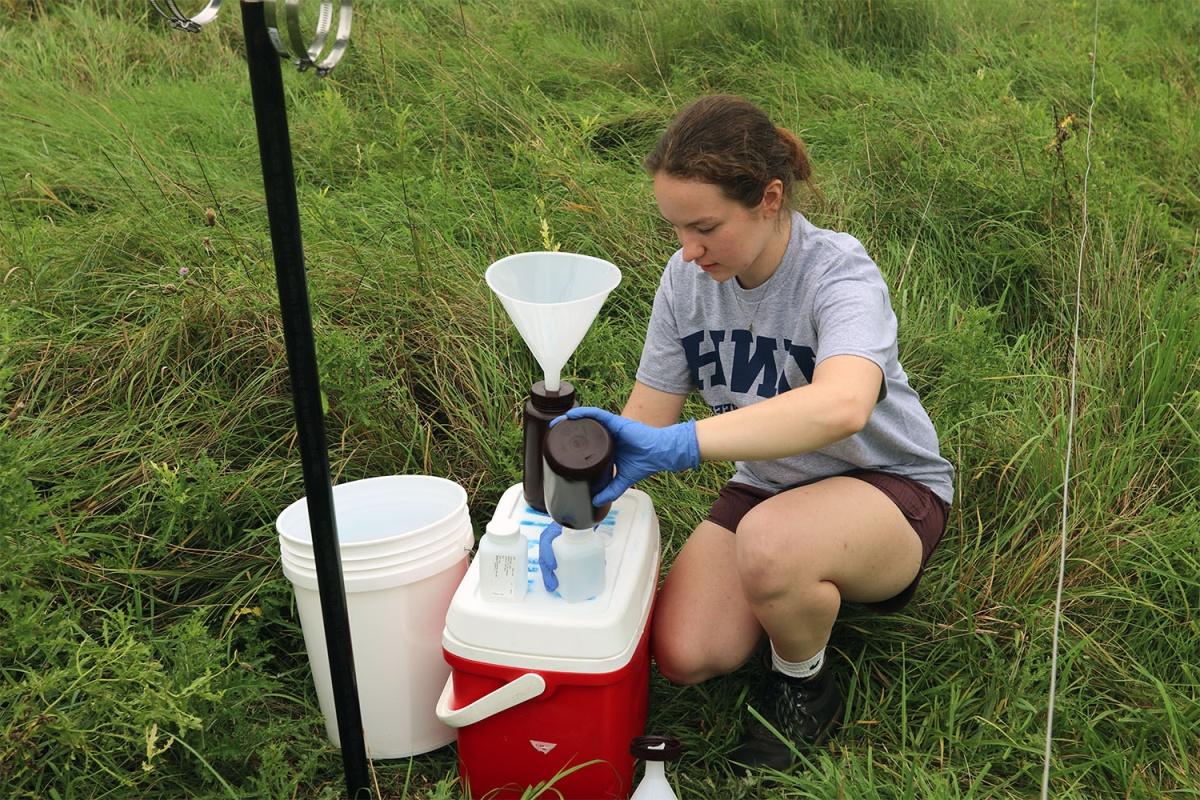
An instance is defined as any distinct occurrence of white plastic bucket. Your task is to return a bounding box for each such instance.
[276,475,474,759]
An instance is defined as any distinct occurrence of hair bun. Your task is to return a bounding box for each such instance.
[777,127,813,183]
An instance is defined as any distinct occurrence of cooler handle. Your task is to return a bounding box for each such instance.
[435,672,547,728]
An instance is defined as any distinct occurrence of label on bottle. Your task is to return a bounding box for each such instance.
[485,554,518,598]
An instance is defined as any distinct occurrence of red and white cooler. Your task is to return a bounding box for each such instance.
[437,483,660,799]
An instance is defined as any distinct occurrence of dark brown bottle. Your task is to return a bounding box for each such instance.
[542,417,614,529]
[522,380,578,512]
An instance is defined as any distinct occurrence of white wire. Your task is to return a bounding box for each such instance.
[1041,2,1100,797]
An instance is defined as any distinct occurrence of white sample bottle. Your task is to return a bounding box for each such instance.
[551,526,605,602]
[477,519,528,602]
[630,736,681,800]
[630,761,676,800]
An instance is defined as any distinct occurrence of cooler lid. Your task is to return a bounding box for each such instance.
[442,483,659,674]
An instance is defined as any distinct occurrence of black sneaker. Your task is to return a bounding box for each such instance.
[728,659,844,772]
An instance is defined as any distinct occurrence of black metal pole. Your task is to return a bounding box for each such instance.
[239,3,371,798]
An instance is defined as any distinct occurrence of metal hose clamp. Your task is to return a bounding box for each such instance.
[149,0,223,33]
[265,0,352,76]
[311,0,352,77]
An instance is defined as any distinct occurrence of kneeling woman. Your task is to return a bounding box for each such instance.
[559,95,954,770]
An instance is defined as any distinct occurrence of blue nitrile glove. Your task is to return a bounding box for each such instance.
[538,522,563,593]
[551,407,701,506]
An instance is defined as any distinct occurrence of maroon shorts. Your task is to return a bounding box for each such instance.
[705,470,949,613]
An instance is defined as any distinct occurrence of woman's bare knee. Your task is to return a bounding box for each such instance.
[735,504,813,604]
[649,521,762,684]
[651,627,746,685]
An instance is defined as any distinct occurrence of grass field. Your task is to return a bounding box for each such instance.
[1,0,1198,797]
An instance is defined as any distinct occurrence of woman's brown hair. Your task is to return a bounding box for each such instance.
[644,95,813,210]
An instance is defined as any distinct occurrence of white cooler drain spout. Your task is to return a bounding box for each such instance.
[435,672,547,728]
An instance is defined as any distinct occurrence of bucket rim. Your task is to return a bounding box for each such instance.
[280,527,473,575]
[281,534,470,592]
[279,535,464,567]
[278,510,469,561]
[276,475,468,550]
[279,505,470,556]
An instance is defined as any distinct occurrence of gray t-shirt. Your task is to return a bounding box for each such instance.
[635,210,955,504]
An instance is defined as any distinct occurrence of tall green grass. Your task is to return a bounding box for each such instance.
[1,0,1197,797]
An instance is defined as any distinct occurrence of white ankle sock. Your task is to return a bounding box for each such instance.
[770,642,825,679]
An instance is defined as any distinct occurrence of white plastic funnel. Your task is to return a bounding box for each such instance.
[485,252,621,392]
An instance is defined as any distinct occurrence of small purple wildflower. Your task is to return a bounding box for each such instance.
[179,266,190,278]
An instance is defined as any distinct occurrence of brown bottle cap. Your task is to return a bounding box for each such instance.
[543,418,613,481]
[530,380,576,413]
[630,735,682,761]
